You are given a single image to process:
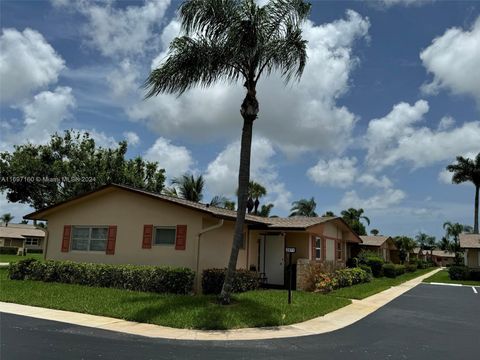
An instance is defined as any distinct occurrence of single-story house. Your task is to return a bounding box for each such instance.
[24,184,362,290]
[0,223,45,251]
[460,233,480,268]
[430,250,455,267]
[410,247,427,261]
[357,235,398,263]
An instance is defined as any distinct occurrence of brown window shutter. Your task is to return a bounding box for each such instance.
[175,225,187,250]
[106,225,117,255]
[142,225,153,249]
[61,225,71,252]
[322,237,326,261]
[311,236,315,260]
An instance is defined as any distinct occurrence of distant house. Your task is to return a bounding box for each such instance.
[358,235,398,263]
[0,223,46,251]
[410,247,427,261]
[460,233,480,268]
[430,250,455,267]
[24,184,361,290]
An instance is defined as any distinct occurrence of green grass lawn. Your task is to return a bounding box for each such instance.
[423,269,480,286]
[0,269,350,330]
[0,253,43,264]
[329,267,436,300]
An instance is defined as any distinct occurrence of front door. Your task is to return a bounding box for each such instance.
[260,234,285,286]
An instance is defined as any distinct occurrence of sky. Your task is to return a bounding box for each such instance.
[0,0,479,240]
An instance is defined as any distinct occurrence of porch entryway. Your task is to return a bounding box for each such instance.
[259,234,285,286]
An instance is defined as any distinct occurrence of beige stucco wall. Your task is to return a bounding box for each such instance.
[285,232,309,264]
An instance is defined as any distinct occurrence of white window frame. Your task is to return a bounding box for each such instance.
[315,237,322,260]
[153,226,176,246]
[25,237,40,246]
[71,226,108,252]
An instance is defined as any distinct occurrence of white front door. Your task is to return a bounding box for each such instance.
[326,239,335,261]
[260,235,285,285]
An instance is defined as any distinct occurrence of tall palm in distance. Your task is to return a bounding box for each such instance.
[210,195,235,210]
[341,208,370,236]
[289,197,318,217]
[443,221,465,264]
[145,0,310,304]
[1,213,14,227]
[170,174,205,202]
[446,153,480,233]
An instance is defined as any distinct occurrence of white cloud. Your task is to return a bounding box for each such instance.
[438,169,453,184]
[78,0,171,58]
[420,16,480,103]
[80,129,118,149]
[341,188,406,210]
[126,10,370,157]
[307,157,357,188]
[144,137,194,179]
[204,137,292,212]
[380,0,434,7]
[123,131,140,146]
[0,28,65,103]
[357,174,393,189]
[437,116,455,131]
[107,59,139,99]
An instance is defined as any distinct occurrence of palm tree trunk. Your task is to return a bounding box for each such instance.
[219,88,258,305]
[474,185,479,234]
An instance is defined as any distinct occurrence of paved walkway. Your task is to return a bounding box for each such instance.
[0,268,441,341]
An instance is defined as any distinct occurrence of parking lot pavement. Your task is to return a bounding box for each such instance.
[2,284,479,360]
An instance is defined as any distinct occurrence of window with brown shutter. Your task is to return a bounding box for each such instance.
[106,225,117,255]
[61,225,71,252]
[175,225,187,250]
[142,224,153,249]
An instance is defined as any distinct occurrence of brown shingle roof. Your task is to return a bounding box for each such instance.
[0,224,45,239]
[459,233,480,249]
[431,250,455,258]
[359,235,392,247]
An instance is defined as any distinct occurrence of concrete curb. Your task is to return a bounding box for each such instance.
[0,268,441,341]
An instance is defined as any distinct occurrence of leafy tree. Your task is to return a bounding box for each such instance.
[322,211,336,217]
[415,232,436,258]
[210,195,235,210]
[20,220,28,224]
[0,131,165,210]
[446,153,480,233]
[370,228,380,236]
[394,236,416,264]
[289,197,318,217]
[1,213,14,227]
[144,0,310,304]
[341,208,370,235]
[171,174,205,202]
[443,221,465,264]
[258,203,274,217]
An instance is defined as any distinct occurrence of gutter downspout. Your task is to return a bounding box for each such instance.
[196,219,224,292]
[42,227,49,261]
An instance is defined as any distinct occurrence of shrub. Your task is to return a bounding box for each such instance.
[359,264,372,276]
[346,257,358,268]
[382,264,406,278]
[416,259,428,269]
[202,269,260,294]
[26,249,43,254]
[405,263,417,272]
[0,246,18,255]
[395,264,406,276]
[358,250,384,277]
[469,269,480,281]
[300,261,344,291]
[448,265,469,280]
[315,268,371,293]
[9,259,195,294]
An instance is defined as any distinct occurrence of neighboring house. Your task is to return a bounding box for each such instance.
[410,247,427,261]
[460,233,480,269]
[24,184,361,290]
[430,250,455,267]
[0,223,46,251]
[357,236,398,263]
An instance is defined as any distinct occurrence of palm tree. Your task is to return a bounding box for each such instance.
[289,197,318,217]
[322,211,336,217]
[238,180,268,214]
[439,237,451,251]
[144,0,310,304]
[415,232,436,258]
[443,221,465,264]
[341,208,370,235]
[370,229,380,236]
[446,153,480,233]
[171,174,205,202]
[259,203,274,217]
[210,195,235,210]
[1,213,14,227]
[394,236,416,264]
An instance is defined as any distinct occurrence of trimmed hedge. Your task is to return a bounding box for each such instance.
[8,259,195,294]
[448,265,469,280]
[359,264,373,276]
[358,250,384,277]
[202,268,260,295]
[382,264,406,278]
[0,247,18,255]
[469,269,480,281]
[26,249,43,254]
[315,267,371,293]
[405,263,417,273]
[346,257,358,268]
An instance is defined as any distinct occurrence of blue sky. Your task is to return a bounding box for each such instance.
[0,0,479,240]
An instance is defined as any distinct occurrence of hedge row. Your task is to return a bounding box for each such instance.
[448,266,480,281]
[0,247,18,255]
[202,269,260,294]
[9,259,195,294]
[315,267,371,293]
[382,264,406,278]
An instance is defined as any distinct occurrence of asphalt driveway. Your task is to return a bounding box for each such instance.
[1,284,479,360]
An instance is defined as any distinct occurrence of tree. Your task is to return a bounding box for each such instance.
[341,208,370,236]
[439,237,451,251]
[322,211,336,217]
[144,0,310,304]
[415,232,436,258]
[171,174,205,202]
[210,195,235,210]
[370,229,379,236]
[443,221,465,264]
[258,203,274,217]
[1,213,14,227]
[446,153,480,233]
[394,236,416,264]
[0,131,165,210]
[289,197,318,217]
[248,181,267,214]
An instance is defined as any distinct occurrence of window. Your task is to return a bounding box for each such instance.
[25,238,39,246]
[337,241,343,260]
[154,227,176,245]
[315,237,321,260]
[71,226,107,251]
